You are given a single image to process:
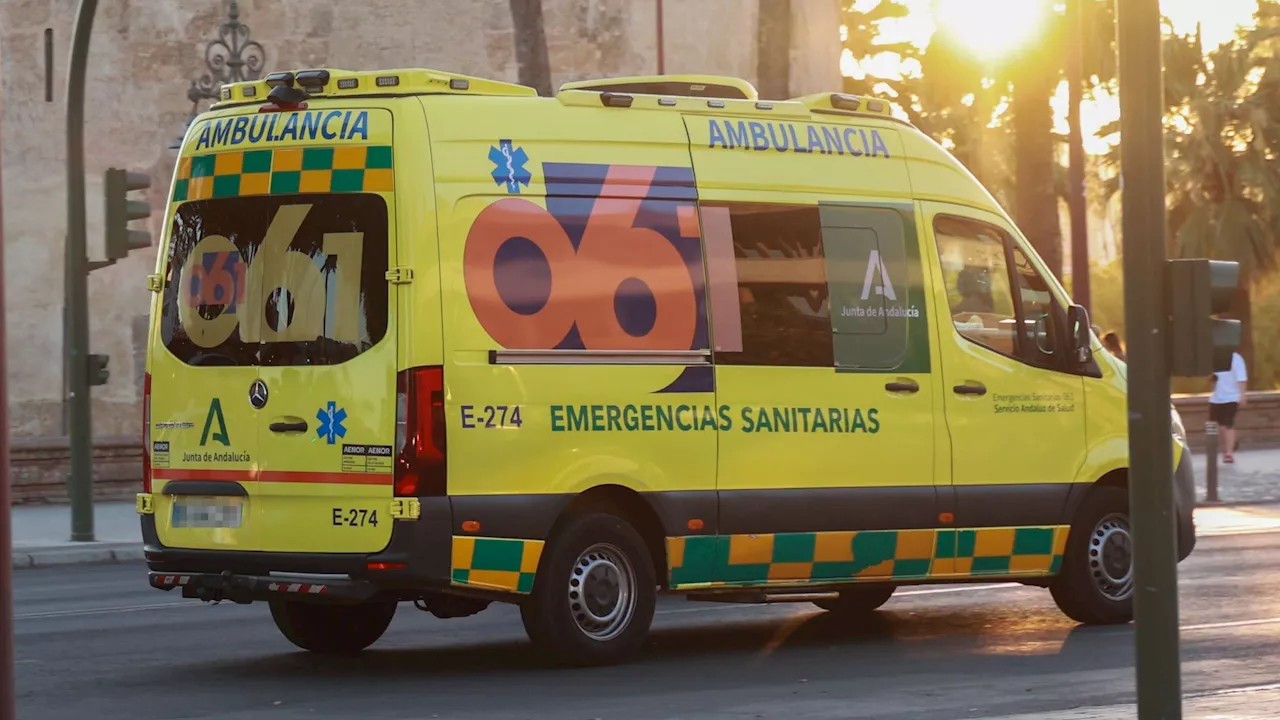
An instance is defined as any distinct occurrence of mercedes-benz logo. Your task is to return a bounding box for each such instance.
[249,380,269,410]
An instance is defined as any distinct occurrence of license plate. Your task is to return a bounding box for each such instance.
[171,496,243,529]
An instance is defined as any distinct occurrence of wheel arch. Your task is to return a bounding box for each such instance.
[543,484,670,589]
[1063,467,1128,525]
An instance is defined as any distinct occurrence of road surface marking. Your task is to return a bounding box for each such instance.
[15,602,194,620]
[1183,616,1280,632]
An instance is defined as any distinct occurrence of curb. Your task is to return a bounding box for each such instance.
[1196,498,1280,508]
[11,543,144,570]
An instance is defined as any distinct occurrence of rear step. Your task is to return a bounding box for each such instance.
[685,590,841,604]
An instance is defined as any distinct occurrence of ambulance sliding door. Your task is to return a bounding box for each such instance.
[685,113,943,587]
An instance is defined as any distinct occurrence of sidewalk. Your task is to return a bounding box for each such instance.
[985,682,1280,719]
[9,500,142,568]
[1190,446,1280,505]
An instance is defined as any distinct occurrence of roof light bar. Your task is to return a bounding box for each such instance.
[830,93,861,111]
[264,71,294,88]
[601,92,634,108]
[295,69,331,90]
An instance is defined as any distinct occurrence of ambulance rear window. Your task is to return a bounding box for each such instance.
[159,193,389,367]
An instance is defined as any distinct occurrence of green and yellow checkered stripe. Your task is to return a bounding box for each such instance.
[451,536,543,594]
[666,526,1069,589]
[172,145,394,202]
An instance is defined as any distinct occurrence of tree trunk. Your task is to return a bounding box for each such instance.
[756,0,791,100]
[1066,0,1090,308]
[509,0,553,96]
[1012,63,1064,279]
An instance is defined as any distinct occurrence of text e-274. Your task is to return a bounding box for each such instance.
[460,405,523,429]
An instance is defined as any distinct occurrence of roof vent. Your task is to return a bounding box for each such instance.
[558,74,758,100]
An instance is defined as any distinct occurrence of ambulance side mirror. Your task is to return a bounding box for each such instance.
[1068,304,1093,364]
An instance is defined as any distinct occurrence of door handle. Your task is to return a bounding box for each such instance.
[884,380,919,393]
[269,417,308,433]
[953,383,987,396]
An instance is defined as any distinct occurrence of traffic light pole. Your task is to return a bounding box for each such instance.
[1117,0,1182,717]
[65,0,99,542]
[1,66,17,720]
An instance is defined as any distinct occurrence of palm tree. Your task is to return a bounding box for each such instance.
[510,0,552,96]
[1102,7,1280,378]
[843,0,1121,282]
[757,0,792,99]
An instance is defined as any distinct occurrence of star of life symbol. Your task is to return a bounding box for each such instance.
[488,139,531,194]
[861,249,897,301]
[316,401,347,445]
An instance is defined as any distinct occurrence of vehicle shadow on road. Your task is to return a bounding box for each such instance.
[173,606,1136,690]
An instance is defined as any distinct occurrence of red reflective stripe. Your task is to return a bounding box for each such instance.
[257,471,390,486]
[266,582,328,594]
[152,469,391,485]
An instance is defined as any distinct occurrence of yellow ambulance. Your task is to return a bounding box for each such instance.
[139,67,1198,666]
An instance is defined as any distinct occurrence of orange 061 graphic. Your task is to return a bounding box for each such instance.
[463,163,708,352]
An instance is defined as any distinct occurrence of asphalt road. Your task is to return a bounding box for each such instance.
[14,526,1280,720]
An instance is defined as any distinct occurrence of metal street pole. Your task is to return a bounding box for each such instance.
[1204,422,1220,503]
[1,61,16,720]
[65,0,99,541]
[1067,0,1091,309]
[1116,0,1182,718]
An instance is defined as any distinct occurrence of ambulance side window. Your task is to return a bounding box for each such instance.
[934,216,1019,357]
[934,215,1063,370]
[701,203,833,367]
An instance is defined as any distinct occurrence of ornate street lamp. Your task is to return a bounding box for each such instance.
[170,1,267,149]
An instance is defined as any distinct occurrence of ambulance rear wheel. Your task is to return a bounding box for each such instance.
[1050,485,1134,625]
[269,598,398,655]
[814,585,896,615]
[520,512,657,667]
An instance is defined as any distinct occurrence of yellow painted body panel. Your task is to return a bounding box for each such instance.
[430,96,717,497]
[918,201,1089,489]
[149,100,410,554]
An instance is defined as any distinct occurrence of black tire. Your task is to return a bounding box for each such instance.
[1051,485,1134,625]
[269,598,398,655]
[813,584,896,614]
[520,512,657,667]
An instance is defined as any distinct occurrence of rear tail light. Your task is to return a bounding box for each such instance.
[142,373,152,493]
[394,366,447,497]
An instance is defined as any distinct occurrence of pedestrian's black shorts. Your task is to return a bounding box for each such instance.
[1210,402,1238,428]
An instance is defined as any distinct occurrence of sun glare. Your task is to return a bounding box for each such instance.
[933,0,1054,63]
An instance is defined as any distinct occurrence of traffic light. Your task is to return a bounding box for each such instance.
[1167,258,1242,376]
[87,353,110,386]
[104,168,152,260]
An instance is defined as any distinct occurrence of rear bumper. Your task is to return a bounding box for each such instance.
[150,570,380,603]
[141,497,454,591]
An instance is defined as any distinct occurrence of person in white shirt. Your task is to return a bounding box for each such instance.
[1209,351,1248,463]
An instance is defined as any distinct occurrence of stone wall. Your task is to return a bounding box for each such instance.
[1174,391,1280,451]
[0,0,844,440]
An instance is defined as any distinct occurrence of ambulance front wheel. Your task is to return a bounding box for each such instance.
[520,512,657,667]
[1050,485,1134,625]
[269,597,398,655]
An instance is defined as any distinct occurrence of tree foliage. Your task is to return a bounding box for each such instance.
[842,0,1119,280]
